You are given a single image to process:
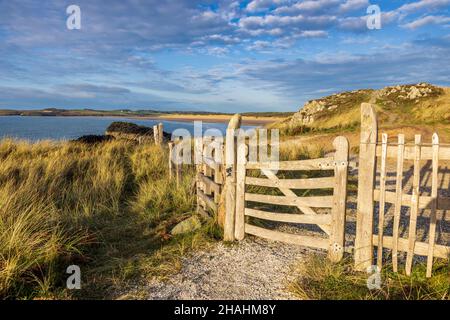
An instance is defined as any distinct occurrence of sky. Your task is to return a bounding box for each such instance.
[0,0,449,112]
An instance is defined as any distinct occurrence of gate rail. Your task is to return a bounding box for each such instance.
[234,135,349,262]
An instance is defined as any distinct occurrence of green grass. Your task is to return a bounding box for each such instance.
[290,254,449,300]
[0,139,219,299]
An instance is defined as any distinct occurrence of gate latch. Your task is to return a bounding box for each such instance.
[332,242,343,254]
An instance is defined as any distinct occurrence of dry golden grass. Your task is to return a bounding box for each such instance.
[0,139,218,299]
[1,134,447,299]
[290,254,449,300]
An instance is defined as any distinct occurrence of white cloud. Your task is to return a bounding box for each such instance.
[339,0,369,13]
[239,14,337,32]
[397,0,450,13]
[402,15,450,29]
[298,30,328,38]
[246,0,287,12]
[275,0,340,15]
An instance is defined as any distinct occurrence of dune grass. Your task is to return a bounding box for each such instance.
[0,139,219,299]
[290,254,449,300]
[2,136,446,300]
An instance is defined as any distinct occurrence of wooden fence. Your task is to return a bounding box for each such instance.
[234,134,350,261]
[355,103,450,277]
[195,136,224,219]
[168,134,226,219]
[167,105,449,276]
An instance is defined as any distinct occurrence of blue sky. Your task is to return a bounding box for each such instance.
[0,0,449,112]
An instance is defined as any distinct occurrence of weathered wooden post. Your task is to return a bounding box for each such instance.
[354,103,378,271]
[175,138,182,187]
[168,142,174,180]
[158,123,164,144]
[221,114,241,241]
[194,137,203,213]
[153,125,159,145]
[234,133,247,241]
[328,136,349,262]
[426,133,439,278]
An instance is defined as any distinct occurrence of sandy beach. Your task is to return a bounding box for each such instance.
[138,114,285,126]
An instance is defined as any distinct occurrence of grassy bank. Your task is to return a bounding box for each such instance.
[0,139,219,299]
[290,254,449,300]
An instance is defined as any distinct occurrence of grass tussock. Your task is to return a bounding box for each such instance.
[0,139,215,299]
[290,254,450,300]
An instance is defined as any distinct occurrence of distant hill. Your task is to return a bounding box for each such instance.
[271,83,450,135]
[0,108,291,118]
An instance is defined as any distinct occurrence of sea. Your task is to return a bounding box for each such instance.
[0,116,255,141]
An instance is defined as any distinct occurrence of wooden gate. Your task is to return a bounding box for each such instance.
[233,134,349,262]
[195,136,224,218]
[355,103,450,277]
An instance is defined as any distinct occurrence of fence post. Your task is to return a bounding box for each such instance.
[174,137,182,187]
[234,133,247,241]
[168,142,174,180]
[158,123,164,144]
[328,136,349,262]
[222,114,241,241]
[176,156,182,188]
[153,125,159,145]
[354,103,378,271]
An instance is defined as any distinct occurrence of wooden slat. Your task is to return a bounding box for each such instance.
[245,224,329,250]
[193,137,201,165]
[329,136,349,262]
[213,144,224,184]
[203,165,212,196]
[245,193,333,208]
[392,134,405,272]
[377,133,388,268]
[245,176,334,189]
[195,163,206,211]
[244,208,332,225]
[406,135,421,276]
[203,156,220,170]
[246,157,335,171]
[426,133,439,278]
[198,206,211,219]
[203,136,213,177]
[198,188,217,212]
[372,235,449,260]
[168,142,174,180]
[261,169,331,235]
[198,173,221,195]
[376,145,450,160]
[373,190,450,210]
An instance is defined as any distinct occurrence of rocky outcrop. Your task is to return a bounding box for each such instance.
[105,121,170,143]
[289,89,371,126]
[290,83,444,126]
[377,83,441,101]
[73,135,115,144]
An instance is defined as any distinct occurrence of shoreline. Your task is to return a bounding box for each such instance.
[0,114,283,126]
[132,114,283,125]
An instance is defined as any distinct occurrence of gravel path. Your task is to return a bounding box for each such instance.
[117,237,321,300]
[115,154,449,300]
